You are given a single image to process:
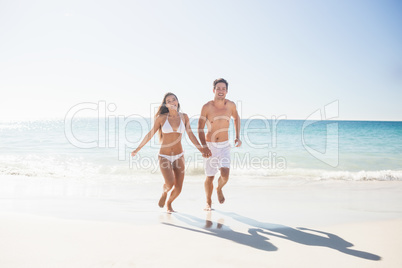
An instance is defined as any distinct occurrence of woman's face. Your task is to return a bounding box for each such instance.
[165,95,179,111]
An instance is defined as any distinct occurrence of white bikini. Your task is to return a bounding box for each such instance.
[158,115,185,163]
[161,114,186,134]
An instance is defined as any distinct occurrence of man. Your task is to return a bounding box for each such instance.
[198,78,242,211]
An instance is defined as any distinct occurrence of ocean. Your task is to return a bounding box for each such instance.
[1,118,401,182]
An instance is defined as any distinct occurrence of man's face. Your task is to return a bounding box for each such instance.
[213,82,228,100]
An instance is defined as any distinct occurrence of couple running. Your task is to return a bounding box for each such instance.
[131,78,241,212]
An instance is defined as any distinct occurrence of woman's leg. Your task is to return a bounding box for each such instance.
[158,156,175,208]
[166,156,185,212]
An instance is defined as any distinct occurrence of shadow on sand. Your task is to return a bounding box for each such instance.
[163,212,277,251]
[162,211,381,261]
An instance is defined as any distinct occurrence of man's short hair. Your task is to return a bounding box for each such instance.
[213,78,228,89]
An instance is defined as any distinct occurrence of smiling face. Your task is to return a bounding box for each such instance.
[165,94,179,111]
[213,82,228,100]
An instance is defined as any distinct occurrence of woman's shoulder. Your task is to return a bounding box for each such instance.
[155,113,168,123]
[157,113,168,118]
[180,112,189,120]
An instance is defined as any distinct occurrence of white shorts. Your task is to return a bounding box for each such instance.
[204,141,231,176]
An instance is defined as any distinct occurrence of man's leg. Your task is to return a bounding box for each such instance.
[217,167,230,204]
[204,175,215,211]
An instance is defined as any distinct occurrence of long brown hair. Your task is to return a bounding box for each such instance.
[155,92,180,142]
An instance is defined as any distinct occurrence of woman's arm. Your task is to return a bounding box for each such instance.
[184,114,203,153]
[198,104,208,148]
[131,116,162,157]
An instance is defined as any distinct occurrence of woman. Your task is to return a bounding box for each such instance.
[131,92,207,213]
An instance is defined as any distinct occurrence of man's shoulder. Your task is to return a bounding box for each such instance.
[225,99,236,107]
[202,101,214,109]
[204,99,235,106]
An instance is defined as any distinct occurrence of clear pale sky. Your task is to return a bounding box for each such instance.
[1,0,401,121]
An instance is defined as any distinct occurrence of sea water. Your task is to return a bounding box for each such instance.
[0,118,401,182]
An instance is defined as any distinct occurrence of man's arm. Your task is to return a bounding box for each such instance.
[232,103,242,147]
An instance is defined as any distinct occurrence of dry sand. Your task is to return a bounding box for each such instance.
[1,175,401,267]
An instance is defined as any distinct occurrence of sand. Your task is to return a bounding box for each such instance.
[1,175,402,268]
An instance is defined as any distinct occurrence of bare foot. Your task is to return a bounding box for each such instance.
[217,188,225,204]
[204,202,212,211]
[167,203,175,213]
[158,192,167,208]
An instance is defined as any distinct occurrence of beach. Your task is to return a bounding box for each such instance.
[2,0,402,266]
[1,119,401,267]
[1,174,402,268]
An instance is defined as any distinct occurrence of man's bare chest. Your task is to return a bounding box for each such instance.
[207,107,232,123]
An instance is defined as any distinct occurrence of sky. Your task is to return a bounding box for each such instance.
[0,0,401,121]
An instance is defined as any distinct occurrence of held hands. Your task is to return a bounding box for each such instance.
[201,146,212,158]
[234,138,242,147]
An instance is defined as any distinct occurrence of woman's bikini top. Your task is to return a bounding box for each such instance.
[162,115,185,134]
